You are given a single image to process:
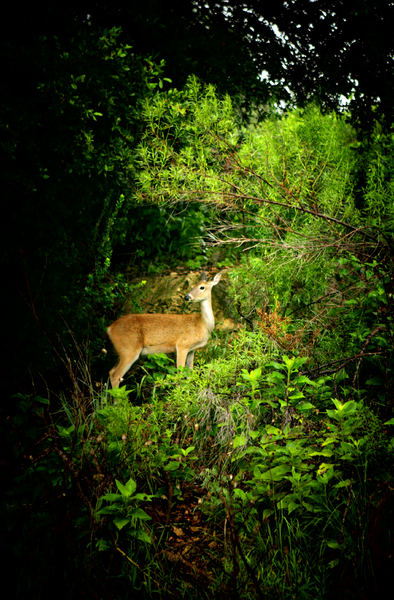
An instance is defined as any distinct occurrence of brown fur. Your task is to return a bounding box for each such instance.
[107,272,221,388]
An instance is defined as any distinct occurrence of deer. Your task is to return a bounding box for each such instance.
[106,272,222,388]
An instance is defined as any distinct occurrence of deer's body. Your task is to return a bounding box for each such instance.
[107,272,221,388]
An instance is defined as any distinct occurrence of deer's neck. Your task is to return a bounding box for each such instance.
[200,297,215,332]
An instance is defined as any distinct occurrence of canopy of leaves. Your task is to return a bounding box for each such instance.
[6,2,394,127]
[25,0,394,128]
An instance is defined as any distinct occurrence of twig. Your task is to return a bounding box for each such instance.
[221,490,265,600]
[341,478,353,539]
[351,325,386,389]
[116,545,163,589]
[236,302,255,330]
[304,351,385,377]
[165,471,173,526]
[220,185,379,242]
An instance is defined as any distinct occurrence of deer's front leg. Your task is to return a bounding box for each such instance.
[176,345,190,368]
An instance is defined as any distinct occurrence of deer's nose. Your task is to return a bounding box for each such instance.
[184,294,191,301]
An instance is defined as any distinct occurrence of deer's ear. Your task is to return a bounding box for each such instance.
[199,271,208,282]
[212,272,222,286]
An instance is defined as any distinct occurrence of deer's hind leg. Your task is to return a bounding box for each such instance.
[109,348,141,388]
[186,350,195,369]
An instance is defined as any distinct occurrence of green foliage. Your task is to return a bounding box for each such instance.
[137,91,356,225]
[136,83,394,411]
[3,328,394,599]
[3,45,394,598]
[123,202,212,267]
[97,477,153,544]
[184,356,393,598]
[1,386,199,597]
[354,121,394,231]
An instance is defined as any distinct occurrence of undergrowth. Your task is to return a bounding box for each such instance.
[2,328,394,599]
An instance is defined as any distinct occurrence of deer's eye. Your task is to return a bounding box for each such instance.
[199,286,205,290]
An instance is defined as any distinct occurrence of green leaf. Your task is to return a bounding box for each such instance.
[340,441,354,453]
[128,528,152,543]
[341,400,358,414]
[328,399,358,419]
[114,518,130,530]
[287,501,300,514]
[233,434,247,448]
[254,465,262,478]
[322,436,337,446]
[101,493,124,502]
[256,465,291,481]
[163,461,180,471]
[326,540,341,549]
[130,508,152,521]
[317,463,335,476]
[294,357,308,368]
[233,489,248,502]
[340,453,354,461]
[328,559,340,568]
[265,425,282,436]
[132,493,154,502]
[57,424,75,437]
[97,539,111,551]
[309,448,333,457]
[135,530,152,544]
[97,506,121,515]
[266,361,285,371]
[327,409,339,420]
[125,478,137,496]
[34,396,50,405]
[282,355,294,368]
[334,479,352,488]
[293,375,315,386]
[384,418,394,425]
[298,402,315,411]
[116,479,131,497]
